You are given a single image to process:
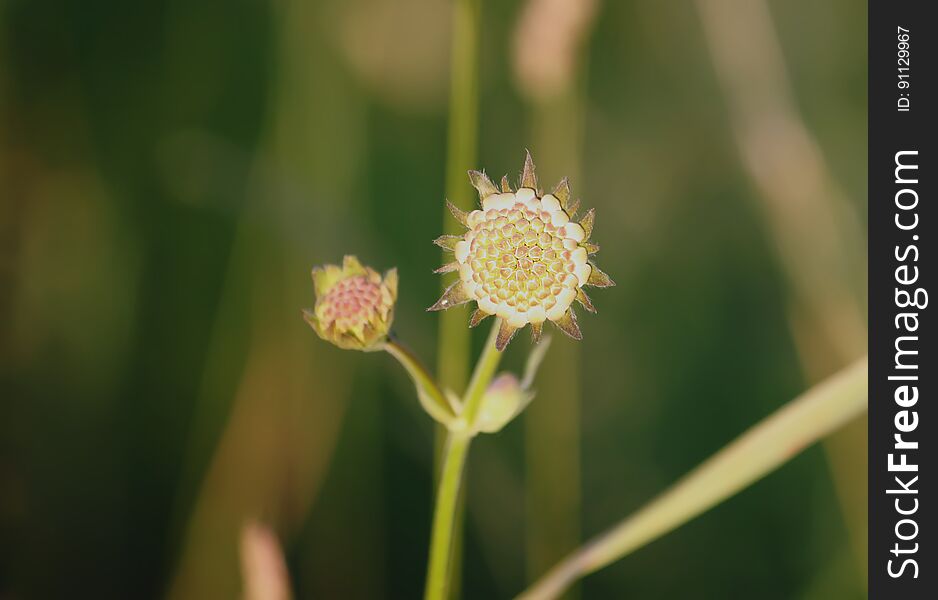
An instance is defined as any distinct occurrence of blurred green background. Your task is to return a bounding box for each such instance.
[1,0,867,598]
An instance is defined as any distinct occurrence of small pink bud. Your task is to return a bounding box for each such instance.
[304,255,398,352]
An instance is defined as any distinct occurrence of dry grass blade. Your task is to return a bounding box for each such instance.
[517,357,868,600]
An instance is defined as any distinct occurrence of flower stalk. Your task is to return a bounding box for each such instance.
[438,0,482,393]
[424,433,471,600]
[425,320,503,600]
[385,337,457,427]
[305,153,610,600]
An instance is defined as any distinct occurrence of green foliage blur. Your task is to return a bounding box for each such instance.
[1,0,866,598]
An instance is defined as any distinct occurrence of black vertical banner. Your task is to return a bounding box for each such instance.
[869,1,934,597]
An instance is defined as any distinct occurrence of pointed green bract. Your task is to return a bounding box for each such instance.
[580,208,595,240]
[469,308,490,327]
[311,265,339,297]
[586,263,615,288]
[342,254,365,274]
[551,308,582,340]
[468,170,499,200]
[383,268,398,297]
[433,234,462,252]
[428,281,471,311]
[520,150,537,190]
[446,199,470,227]
[575,288,596,313]
[552,177,570,208]
[434,262,459,274]
[495,320,518,351]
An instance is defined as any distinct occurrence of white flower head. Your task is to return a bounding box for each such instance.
[430,151,613,350]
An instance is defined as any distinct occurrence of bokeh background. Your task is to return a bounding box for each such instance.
[1,0,867,598]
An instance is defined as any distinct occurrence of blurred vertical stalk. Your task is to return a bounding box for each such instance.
[512,1,598,595]
[438,0,481,393]
[694,0,868,580]
[524,99,584,594]
[435,0,481,596]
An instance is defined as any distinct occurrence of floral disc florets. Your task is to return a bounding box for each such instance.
[430,152,614,350]
[305,255,398,351]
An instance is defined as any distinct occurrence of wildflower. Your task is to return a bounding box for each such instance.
[304,255,398,351]
[430,151,614,350]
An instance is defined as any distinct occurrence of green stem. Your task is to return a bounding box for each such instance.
[424,320,503,600]
[425,432,472,600]
[385,338,455,426]
[461,318,504,424]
